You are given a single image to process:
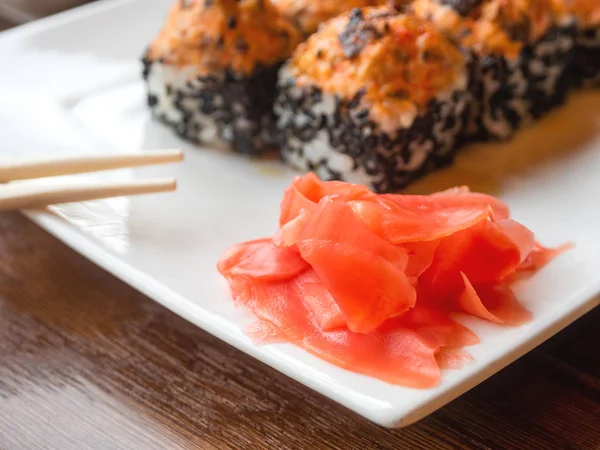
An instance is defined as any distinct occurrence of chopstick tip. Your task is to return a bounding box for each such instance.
[146,148,184,162]
[170,148,184,161]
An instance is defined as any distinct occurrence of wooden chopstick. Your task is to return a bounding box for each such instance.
[0,178,176,211]
[0,149,183,183]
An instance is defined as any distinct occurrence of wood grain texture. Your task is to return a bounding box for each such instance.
[0,212,598,449]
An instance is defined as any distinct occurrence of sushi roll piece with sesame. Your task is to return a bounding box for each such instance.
[142,0,301,155]
[562,1,600,87]
[413,0,575,141]
[274,6,471,193]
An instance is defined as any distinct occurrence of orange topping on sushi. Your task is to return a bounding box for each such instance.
[272,0,380,37]
[560,0,600,27]
[412,0,482,35]
[414,0,562,59]
[146,0,301,75]
[467,0,560,58]
[286,7,466,125]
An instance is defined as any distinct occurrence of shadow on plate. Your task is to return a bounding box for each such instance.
[403,90,600,195]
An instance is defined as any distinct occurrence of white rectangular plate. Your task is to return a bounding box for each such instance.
[1,0,599,428]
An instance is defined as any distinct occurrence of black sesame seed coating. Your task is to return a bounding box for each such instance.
[141,52,152,81]
[339,8,382,59]
[570,27,600,89]
[275,75,470,193]
[436,0,482,17]
[464,25,576,142]
[144,59,282,155]
[147,94,158,107]
[227,16,237,29]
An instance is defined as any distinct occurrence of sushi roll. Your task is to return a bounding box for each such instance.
[142,0,301,155]
[274,6,471,193]
[413,0,575,141]
[562,1,600,87]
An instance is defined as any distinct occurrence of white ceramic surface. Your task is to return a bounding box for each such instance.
[0,0,599,428]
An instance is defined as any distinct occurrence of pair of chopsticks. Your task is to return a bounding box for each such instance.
[0,149,183,211]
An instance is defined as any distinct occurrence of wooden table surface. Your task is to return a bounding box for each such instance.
[0,213,599,449]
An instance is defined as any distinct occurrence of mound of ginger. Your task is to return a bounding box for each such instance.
[217,174,569,388]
